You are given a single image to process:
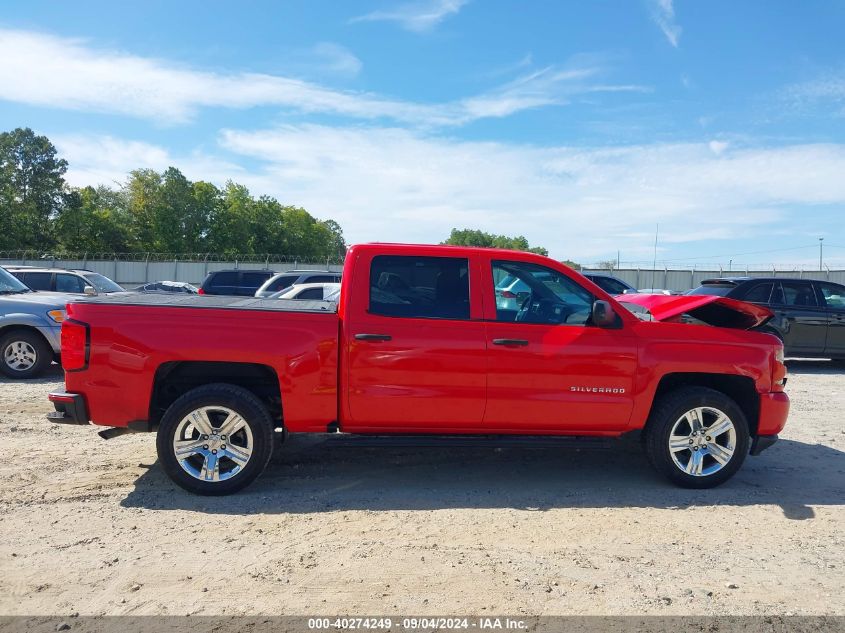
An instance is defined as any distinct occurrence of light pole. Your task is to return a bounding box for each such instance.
[819,237,824,272]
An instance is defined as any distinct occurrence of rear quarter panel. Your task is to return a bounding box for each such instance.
[64,302,339,431]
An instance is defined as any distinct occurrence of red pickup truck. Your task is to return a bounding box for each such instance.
[48,244,789,495]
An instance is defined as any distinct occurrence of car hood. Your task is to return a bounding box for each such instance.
[0,291,76,309]
[617,293,772,329]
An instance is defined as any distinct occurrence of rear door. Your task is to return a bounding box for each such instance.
[207,271,239,295]
[770,281,828,355]
[18,272,53,291]
[344,251,487,431]
[239,271,272,296]
[817,282,845,358]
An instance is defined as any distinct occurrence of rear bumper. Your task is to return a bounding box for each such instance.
[47,392,89,425]
[750,434,778,455]
[758,391,790,436]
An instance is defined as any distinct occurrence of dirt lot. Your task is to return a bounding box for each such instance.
[0,361,843,617]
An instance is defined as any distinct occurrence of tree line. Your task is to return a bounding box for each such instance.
[0,128,346,259]
[441,228,580,268]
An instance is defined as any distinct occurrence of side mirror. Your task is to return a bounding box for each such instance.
[591,300,616,328]
[83,285,97,296]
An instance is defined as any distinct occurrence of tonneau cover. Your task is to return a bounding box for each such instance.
[71,292,338,313]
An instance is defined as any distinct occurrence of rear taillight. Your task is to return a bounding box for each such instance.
[61,319,89,371]
[773,346,787,390]
[197,287,205,295]
[501,290,516,299]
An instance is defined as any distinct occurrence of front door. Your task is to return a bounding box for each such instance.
[345,253,487,432]
[770,281,828,355]
[484,259,637,433]
[817,282,845,358]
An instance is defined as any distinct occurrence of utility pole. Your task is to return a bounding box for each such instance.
[651,224,658,290]
[819,237,824,272]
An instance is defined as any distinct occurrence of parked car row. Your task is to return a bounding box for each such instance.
[3,259,844,380]
[197,268,342,297]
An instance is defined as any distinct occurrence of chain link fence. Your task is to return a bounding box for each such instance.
[0,251,345,286]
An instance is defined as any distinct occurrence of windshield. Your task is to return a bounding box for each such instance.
[0,267,32,294]
[85,273,124,293]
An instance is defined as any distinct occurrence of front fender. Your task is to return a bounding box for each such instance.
[0,315,62,353]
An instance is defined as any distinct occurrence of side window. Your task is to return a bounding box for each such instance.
[210,272,238,287]
[741,283,774,304]
[778,281,818,307]
[23,272,53,291]
[593,276,628,295]
[305,275,335,283]
[369,255,469,320]
[241,272,271,288]
[493,260,593,325]
[818,283,845,309]
[56,273,85,293]
[297,288,324,300]
[267,275,298,291]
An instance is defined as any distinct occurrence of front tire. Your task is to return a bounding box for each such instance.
[0,330,51,379]
[644,387,750,488]
[156,383,274,495]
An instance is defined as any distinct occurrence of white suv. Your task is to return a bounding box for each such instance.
[254,270,341,297]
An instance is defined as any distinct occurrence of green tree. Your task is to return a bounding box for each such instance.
[442,228,548,256]
[560,259,582,271]
[0,127,68,250]
[54,186,133,253]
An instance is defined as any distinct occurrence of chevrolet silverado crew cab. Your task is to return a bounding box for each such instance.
[48,244,789,495]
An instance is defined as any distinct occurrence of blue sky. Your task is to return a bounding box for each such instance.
[2,0,845,267]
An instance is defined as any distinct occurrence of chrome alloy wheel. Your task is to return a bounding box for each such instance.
[3,340,37,371]
[668,406,737,477]
[172,406,254,482]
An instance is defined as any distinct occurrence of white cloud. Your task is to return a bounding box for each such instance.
[0,28,642,126]
[214,126,845,260]
[350,0,468,32]
[649,0,682,47]
[53,135,245,188]
[55,127,845,262]
[306,42,363,77]
[782,71,845,117]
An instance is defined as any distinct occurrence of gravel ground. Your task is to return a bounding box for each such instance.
[0,361,843,616]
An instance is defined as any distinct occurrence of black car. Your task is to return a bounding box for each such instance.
[688,277,845,360]
[583,273,636,295]
[199,269,275,296]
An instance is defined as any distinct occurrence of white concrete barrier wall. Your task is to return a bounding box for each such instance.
[0,258,344,288]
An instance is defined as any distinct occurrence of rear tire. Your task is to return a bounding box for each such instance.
[643,387,750,488]
[156,383,274,495]
[0,329,51,379]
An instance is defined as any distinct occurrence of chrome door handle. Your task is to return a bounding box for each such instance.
[354,333,392,341]
[492,338,529,346]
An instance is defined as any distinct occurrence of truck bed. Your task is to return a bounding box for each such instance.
[63,293,340,432]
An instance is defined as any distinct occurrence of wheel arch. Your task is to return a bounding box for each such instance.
[149,361,282,430]
[647,372,760,436]
[0,324,56,358]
